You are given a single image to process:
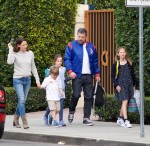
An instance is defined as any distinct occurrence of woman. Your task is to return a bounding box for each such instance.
[7,38,40,129]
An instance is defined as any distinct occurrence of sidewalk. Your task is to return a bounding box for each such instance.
[2,108,150,146]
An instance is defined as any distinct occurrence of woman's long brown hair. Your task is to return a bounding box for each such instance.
[13,38,29,52]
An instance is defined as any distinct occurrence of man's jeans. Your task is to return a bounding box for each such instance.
[69,74,93,119]
[13,77,31,116]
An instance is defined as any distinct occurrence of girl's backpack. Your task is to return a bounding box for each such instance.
[116,61,119,78]
[45,68,50,77]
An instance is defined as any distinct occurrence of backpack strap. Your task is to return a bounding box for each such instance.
[116,61,119,79]
[45,68,50,77]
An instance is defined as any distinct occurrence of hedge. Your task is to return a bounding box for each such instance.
[95,96,150,125]
[5,87,47,114]
[5,83,72,115]
[0,0,78,86]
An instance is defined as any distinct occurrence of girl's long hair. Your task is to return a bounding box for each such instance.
[13,38,29,52]
[52,54,63,65]
[115,46,132,65]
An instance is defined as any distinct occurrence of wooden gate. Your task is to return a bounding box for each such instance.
[85,10,114,94]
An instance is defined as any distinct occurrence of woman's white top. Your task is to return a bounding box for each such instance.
[7,46,40,83]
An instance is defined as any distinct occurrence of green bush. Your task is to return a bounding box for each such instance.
[96,96,150,125]
[0,0,78,86]
[5,83,72,115]
[64,82,72,108]
[5,87,47,114]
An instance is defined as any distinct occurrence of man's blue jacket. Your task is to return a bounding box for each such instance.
[64,40,100,78]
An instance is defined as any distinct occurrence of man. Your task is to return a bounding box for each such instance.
[64,28,100,126]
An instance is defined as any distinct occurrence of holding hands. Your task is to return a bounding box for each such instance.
[36,82,41,88]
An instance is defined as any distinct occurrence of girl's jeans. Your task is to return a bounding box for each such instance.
[59,98,64,121]
[13,77,31,117]
[44,98,64,121]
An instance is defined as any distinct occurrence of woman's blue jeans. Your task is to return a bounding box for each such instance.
[13,77,31,117]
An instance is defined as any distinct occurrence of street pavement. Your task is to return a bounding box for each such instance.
[2,108,150,146]
[0,139,78,146]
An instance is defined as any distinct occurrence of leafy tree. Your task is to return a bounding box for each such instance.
[0,0,77,86]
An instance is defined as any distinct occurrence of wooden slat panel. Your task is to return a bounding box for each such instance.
[84,10,114,94]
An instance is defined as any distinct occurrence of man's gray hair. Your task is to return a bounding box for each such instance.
[77,28,87,36]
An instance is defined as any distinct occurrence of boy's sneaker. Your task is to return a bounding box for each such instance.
[117,117,125,127]
[53,121,59,127]
[48,114,53,125]
[124,120,132,128]
[43,116,48,125]
[83,119,94,126]
[68,113,74,123]
[59,120,66,127]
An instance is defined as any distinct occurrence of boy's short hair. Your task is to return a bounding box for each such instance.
[50,65,59,76]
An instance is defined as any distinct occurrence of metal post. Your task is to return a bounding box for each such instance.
[139,6,144,138]
[84,0,87,5]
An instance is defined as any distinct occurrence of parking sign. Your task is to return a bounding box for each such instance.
[126,0,150,7]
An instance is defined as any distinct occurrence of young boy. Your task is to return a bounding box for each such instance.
[40,65,64,127]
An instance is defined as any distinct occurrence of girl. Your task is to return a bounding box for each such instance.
[7,38,40,129]
[111,46,137,128]
[43,54,68,126]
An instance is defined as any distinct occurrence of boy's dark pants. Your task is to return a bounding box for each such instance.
[69,74,93,119]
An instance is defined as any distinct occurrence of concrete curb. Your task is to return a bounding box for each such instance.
[2,132,150,146]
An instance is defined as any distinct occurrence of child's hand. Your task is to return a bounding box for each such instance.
[61,92,64,98]
[60,90,65,98]
[59,88,65,98]
[116,85,121,93]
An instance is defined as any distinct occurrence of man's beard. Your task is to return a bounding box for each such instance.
[78,40,85,44]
